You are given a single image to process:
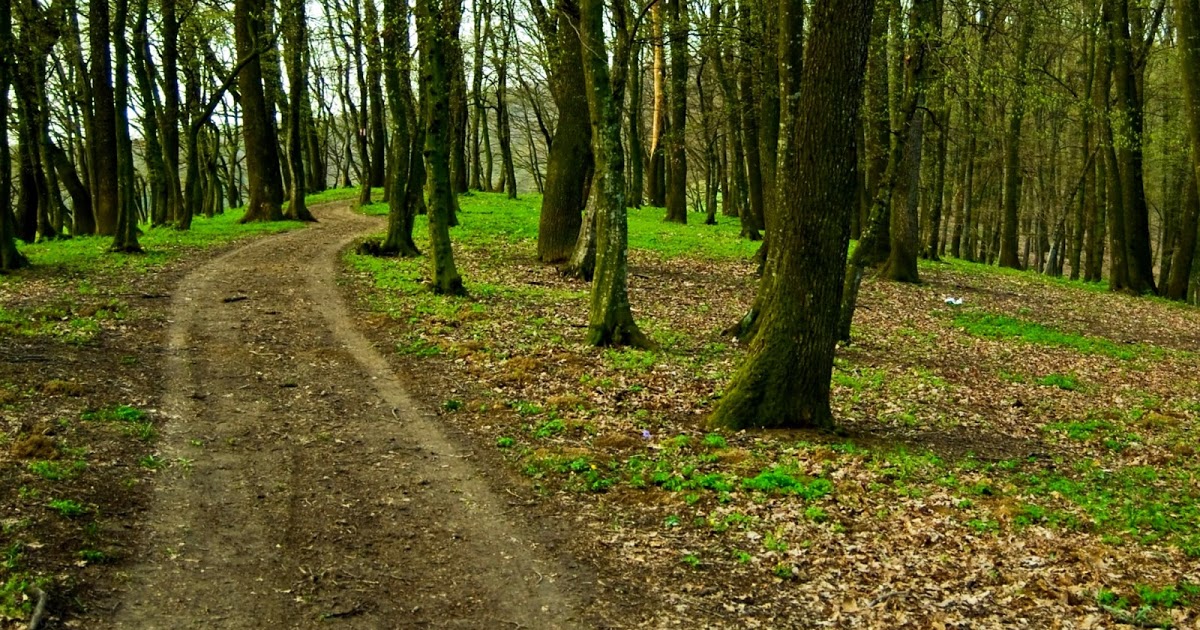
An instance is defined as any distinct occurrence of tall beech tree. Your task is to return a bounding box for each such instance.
[711,0,874,430]
[416,0,466,295]
[283,0,316,222]
[531,0,594,263]
[237,0,286,222]
[663,0,687,224]
[0,0,26,271]
[578,0,651,348]
[377,0,421,256]
[1174,0,1200,301]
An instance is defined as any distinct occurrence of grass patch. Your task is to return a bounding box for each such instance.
[953,312,1141,360]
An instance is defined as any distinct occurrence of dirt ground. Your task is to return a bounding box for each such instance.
[3,204,650,629]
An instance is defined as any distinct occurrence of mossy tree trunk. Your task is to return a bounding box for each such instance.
[283,0,315,222]
[1172,0,1200,300]
[237,0,286,222]
[417,0,466,296]
[711,0,874,431]
[380,0,421,256]
[577,0,650,349]
[881,0,937,283]
[531,0,593,264]
[0,0,27,271]
[663,0,688,224]
[111,0,143,253]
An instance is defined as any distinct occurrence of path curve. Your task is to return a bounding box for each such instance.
[103,204,587,629]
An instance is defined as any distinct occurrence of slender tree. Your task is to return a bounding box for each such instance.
[416,0,467,295]
[663,0,688,223]
[0,0,26,271]
[577,0,651,348]
[283,0,316,221]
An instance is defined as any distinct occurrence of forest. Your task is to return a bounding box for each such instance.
[1,0,1200,627]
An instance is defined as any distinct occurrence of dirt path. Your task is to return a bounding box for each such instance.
[99,204,590,628]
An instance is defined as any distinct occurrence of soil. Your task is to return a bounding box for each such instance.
[58,204,635,628]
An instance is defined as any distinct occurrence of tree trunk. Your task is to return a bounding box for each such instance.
[111,0,143,252]
[999,1,1034,270]
[365,0,389,189]
[1171,0,1200,299]
[0,0,26,270]
[90,0,120,235]
[283,0,315,222]
[578,0,651,348]
[711,0,874,431]
[881,0,936,283]
[536,0,593,263]
[416,0,466,295]
[646,2,667,207]
[238,0,286,222]
[379,0,421,256]
[1110,0,1157,293]
[663,0,688,224]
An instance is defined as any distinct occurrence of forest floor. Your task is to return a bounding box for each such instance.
[0,190,1198,629]
[341,193,1200,628]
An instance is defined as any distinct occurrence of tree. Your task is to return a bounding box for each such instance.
[663,0,688,224]
[416,0,466,295]
[283,0,316,222]
[0,0,27,271]
[91,0,121,235]
[237,0,286,222]
[710,0,874,430]
[880,0,937,283]
[111,0,143,252]
[1173,0,1200,300]
[377,0,422,256]
[531,0,594,264]
[578,0,651,348]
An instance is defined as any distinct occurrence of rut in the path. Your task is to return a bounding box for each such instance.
[101,204,590,629]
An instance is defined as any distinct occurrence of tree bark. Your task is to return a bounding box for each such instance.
[0,0,26,271]
[578,0,651,348]
[710,0,874,431]
[663,0,688,224]
[237,0,286,222]
[416,0,467,295]
[283,0,315,222]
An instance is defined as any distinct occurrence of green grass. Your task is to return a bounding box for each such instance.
[953,312,1141,360]
[358,192,761,261]
[0,188,362,288]
[1035,372,1082,391]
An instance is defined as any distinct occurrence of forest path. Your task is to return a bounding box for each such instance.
[102,203,586,629]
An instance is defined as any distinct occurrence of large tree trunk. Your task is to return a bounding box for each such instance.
[111,0,143,252]
[416,0,466,295]
[578,0,651,348]
[379,0,421,256]
[663,0,688,224]
[90,0,120,235]
[237,0,286,222]
[283,0,315,222]
[1171,0,1200,300]
[999,1,1034,270]
[0,0,26,271]
[881,0,937,283]
[536,0,593,264]
[711,0,874,431]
